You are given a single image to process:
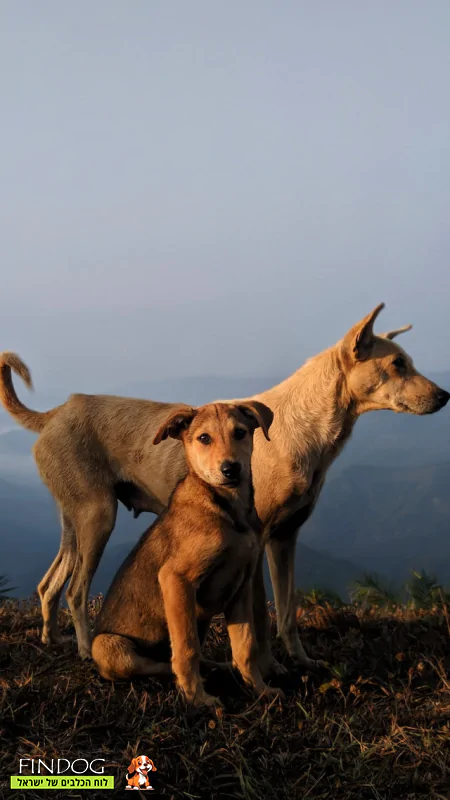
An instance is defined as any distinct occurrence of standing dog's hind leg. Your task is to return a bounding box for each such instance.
[66,495,117,660]
[39,513,77,645]
[252,549,287,678]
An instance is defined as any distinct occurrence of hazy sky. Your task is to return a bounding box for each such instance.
[1,2,450,392]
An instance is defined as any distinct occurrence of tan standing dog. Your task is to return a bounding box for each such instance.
[0,303,448,671]
[92,401,278,707]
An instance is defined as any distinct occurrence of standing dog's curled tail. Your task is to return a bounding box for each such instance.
[0,352,57,433]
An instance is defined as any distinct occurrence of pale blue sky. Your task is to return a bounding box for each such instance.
[1,2,449,390]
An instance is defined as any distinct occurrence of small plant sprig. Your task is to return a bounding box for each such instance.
[0,574,17,602]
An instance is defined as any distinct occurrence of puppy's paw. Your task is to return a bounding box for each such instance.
[41,632,60,646]
[194,692,223,708]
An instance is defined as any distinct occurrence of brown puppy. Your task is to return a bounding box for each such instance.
[91,401,277,707]
[0,304,448,669]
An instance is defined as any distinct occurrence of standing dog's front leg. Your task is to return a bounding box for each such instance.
[158,565,221,707]
[252,550,287,678]
[225,578,282,699]
[266,534,323,670]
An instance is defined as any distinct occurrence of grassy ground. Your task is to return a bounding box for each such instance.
[1,597,450,799]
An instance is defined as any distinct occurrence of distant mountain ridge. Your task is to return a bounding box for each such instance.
[302,461,450,585]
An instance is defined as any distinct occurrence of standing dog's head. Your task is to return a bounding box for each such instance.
[340,303,449,415]
[153,401,273,488]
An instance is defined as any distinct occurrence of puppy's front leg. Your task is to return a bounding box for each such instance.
[225,579,283,700]
[158,564,221,707]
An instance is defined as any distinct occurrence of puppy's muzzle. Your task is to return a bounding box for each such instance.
[220,460,242,485]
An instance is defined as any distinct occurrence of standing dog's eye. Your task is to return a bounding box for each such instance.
[392,356,406,370]
[234,428,247,440]
[198,433,212,445]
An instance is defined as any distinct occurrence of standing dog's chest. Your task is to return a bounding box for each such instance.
[265,470,326,542]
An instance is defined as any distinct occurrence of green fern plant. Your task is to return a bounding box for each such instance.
[351,572,398,609]
[406,570,442,610]
[296,587,344,608]
[0,575,17,602]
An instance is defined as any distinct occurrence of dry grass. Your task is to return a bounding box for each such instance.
[1,597,450,799]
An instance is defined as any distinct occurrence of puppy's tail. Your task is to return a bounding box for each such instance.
[0,352,58,433]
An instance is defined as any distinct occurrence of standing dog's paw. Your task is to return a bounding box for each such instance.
[270,659,289,676]
[294,656,327,672]
[258,655,288,678]
[78,645,93,661]
[260,684,285,701]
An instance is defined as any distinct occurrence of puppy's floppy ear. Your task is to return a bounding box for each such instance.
[343,303,385,362]
[149,760,157,772]
[127,758,137,774]
[379,324,412,340]
[236,401,273,441]
[153,407,197,445]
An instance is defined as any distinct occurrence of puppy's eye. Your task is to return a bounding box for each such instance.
[198,433,211,445]
[392,356,406,370]
[234,428,247,440]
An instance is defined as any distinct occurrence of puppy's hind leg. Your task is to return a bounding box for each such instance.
[92,634,172,681]
[38,512,77,645]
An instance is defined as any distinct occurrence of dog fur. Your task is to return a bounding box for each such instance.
[91,401,278,707]
[1,303,448,671]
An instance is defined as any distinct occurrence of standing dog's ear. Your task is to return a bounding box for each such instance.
[343,303,385,362]
[236,401,273,441]
[379,324,412,340]
[153,407,197,445]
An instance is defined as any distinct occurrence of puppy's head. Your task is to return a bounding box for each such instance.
[153,401,273,488]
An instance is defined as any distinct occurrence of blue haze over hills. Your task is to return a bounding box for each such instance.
[1,370,449,600]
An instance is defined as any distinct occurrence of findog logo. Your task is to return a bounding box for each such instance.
[125,755,157,791]
[11,758,114,790]
[19,758,106,774]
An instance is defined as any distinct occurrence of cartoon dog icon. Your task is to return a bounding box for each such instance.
[125,755,157,790]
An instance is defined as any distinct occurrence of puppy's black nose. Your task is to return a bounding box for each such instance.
[437,389,450,408]
[221,461,241,480]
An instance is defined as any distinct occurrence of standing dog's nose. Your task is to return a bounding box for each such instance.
[436,389,450,408]
[221,461,241,481]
